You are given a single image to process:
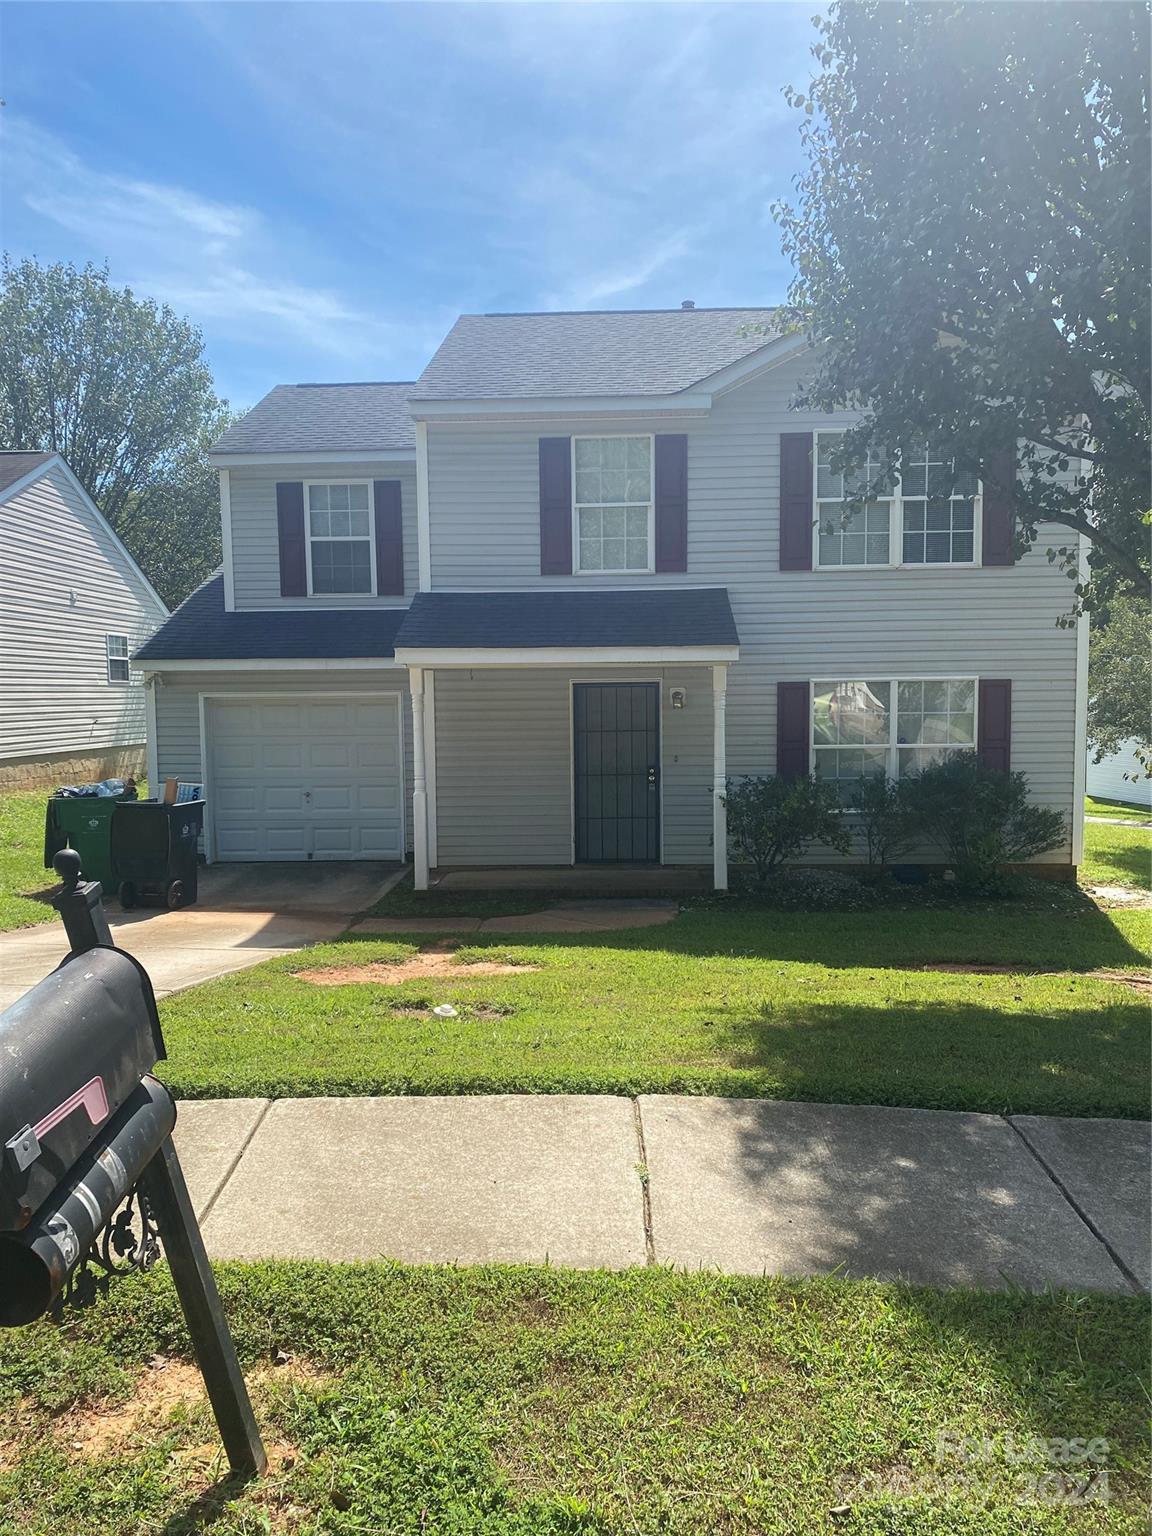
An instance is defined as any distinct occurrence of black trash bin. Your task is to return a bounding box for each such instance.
[111,800,205,910]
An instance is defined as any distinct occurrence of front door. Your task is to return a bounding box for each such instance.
[573,683,660,863]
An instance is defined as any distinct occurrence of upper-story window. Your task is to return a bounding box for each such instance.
[814,432,980,569]
[573,436,654,573]
[306,482,374,594]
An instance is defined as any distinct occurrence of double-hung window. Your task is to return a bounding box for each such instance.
[814,432,980,568]
[105,634,130,684]
[573,436,653,573]
[306,482,374,594]
[811,677,977,799]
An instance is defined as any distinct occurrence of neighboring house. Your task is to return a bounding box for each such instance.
[135,308,1087,886]
[1087,740,1152,808]
[0,452,168,790]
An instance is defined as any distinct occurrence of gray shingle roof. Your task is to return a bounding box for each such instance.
[0,451,56,495]
[393,588,738,650]
[409,308,784,401]
[134,575,406,661]
[212,383,416,455]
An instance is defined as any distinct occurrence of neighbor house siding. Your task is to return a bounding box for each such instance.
[433,665,714,866]
[0,463,166,763]
[423,356,1080,862]
[228,460,418,609]
[151,669,415,853]
[1086,740,1152,808]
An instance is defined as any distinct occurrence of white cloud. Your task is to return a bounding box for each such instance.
[1,116,430,371]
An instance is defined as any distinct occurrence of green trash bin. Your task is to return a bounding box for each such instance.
[44,796,124,890]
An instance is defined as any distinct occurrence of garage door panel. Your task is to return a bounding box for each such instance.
[208,695,404,862]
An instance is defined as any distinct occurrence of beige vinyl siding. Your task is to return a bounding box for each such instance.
[0,464,166,762]
[151,669,415,854]
[423,357,1079,863]
[433,665,714,866]
[228,460,418,609]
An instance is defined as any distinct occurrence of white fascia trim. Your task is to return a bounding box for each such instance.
[415,421,431,589]
[139,657,404,673]
[1,455,169,617]
[409,395,714,421]
[395,645,739,667]
[219,468,236,611]
[696,332,811,397]
[208,449,416,466]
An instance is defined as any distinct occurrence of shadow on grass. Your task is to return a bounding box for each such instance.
[1086,838,1152,890]
[159,1468,258,1535]
[338,897,1149,972]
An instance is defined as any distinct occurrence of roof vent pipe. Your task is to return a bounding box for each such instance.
[681,299,695,309]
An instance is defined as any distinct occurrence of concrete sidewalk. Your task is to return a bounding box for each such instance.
[171,1094,1150,1294]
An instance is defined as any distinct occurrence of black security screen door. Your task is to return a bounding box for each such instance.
[573,683,660,863]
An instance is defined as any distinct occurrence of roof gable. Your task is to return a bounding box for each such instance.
[0,450,56,497]
[213,382,417,456]
[409,308,784,402]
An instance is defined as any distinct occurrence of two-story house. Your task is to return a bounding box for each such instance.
[134,306,1086,888]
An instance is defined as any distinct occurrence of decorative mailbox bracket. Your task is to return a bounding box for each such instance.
[0,852,266,1478]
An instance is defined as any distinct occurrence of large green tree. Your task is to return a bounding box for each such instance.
[1088,599,1151,776]
[0,257,228,605]
[776,1,1150,611]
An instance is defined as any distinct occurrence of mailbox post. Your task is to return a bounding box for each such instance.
[0,852,265,1478]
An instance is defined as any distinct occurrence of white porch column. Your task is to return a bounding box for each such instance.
[410,665,429,890]
[712,663,728,891]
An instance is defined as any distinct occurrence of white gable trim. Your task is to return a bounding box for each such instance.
[0,455,169,617]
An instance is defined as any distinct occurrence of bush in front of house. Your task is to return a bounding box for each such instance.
[723,773,851,888]
[900,750,1067,895]
[847,771,923,868]
[756,867,878,911]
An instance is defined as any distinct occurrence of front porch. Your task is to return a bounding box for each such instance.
[394,587,740,894]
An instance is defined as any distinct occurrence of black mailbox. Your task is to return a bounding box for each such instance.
[0,946,165,1232]
[0,851,265,1478]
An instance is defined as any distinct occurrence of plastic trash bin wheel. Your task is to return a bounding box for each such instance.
[118,881,138,910]
[165,878,187,911]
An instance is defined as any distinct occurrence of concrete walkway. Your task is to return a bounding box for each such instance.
[0,861,404,1010]
[172,1094,1150,1294]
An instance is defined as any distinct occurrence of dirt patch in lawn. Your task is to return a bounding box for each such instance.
[1083,883,1152,908]
[919,962,1150,993]
[51,1353,329,1462]
[297,942,539,987]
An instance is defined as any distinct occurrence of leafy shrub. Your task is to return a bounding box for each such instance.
[723,774,850,888]
[755,868,877,911]
[900,750,1066,894]
[847,772,922,866]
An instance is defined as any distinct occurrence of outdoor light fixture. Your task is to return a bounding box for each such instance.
[669,687,687,710]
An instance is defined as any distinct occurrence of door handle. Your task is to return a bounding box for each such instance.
[646,766,658,790]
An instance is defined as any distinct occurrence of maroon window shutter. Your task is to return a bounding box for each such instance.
[654,434,688,572]
[981,448,1016,566]
[539,437,572,575]
[779,432,814,571]
[777,681,811,779]
[276,482,306,596]
[978,680,1012,772]
[373,480,404,595]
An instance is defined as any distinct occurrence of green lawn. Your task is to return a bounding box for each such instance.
[159,898,1150,1116]
[0,789,56,930]
[0,1262,1146,1534]
[1085,795,1151,822]
[1082,818,1151,892]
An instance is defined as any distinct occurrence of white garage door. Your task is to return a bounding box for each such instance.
[208,696,404,861]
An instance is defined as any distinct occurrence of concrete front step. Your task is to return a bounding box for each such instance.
[169,1093,1150,1294]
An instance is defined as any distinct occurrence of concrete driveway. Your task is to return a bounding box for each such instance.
[0,861,403,1009]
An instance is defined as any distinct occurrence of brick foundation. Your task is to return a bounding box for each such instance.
[0,745,147,792]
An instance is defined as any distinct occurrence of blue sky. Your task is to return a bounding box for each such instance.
[0,2,816,407]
